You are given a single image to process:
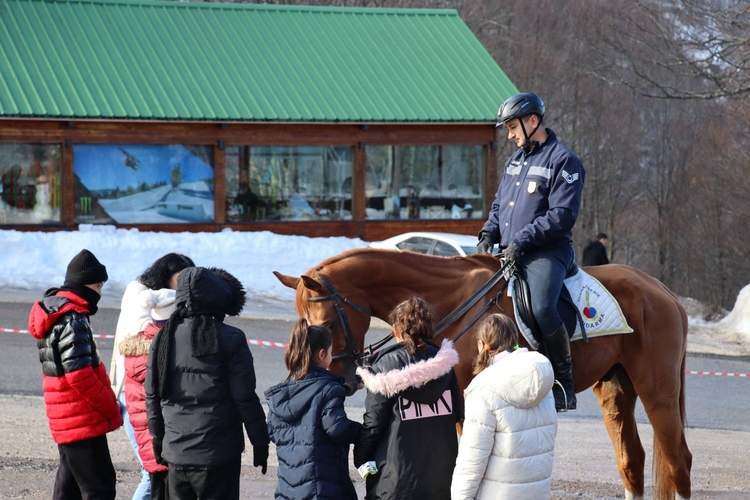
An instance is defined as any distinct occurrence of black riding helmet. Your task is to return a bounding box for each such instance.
[496,92,545,152]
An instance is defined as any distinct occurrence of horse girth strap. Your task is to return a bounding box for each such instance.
[433,259,514,340]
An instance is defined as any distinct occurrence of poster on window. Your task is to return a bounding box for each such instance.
[73,144,214,224]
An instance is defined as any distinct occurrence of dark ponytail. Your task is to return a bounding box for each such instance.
[284,318,333,381]
[389,297,434,355]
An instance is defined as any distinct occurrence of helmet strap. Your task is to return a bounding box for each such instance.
[520,117,541,153]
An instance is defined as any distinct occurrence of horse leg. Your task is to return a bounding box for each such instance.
[592,367,646,499]
[628,356,692,499]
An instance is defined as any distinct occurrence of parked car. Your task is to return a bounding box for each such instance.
[369,232,478,257]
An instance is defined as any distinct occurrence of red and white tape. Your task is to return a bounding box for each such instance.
[685,370,749,378]
[4,329,750,367]
[2,328,289,349]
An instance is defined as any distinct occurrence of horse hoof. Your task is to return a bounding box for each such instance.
[625,491,643,500]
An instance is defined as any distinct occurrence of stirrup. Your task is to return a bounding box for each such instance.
[553,380,574,412]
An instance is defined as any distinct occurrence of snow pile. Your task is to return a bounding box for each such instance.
[0,226,366,303]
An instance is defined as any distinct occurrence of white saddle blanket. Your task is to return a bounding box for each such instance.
[510,268,633,351]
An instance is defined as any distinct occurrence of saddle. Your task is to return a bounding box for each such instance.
[511,262,584,351]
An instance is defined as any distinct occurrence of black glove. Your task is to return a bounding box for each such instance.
[477,232,495,254]
[152,438,166,466]
[253,445,269,475]
[501,240,521,262]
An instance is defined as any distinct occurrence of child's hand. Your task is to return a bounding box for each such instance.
[253,445,269,475]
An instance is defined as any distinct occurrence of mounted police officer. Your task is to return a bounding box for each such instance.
[477,92,584,411]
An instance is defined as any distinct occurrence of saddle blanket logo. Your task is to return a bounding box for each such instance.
[567,270,633,338]
[399,390,453,421]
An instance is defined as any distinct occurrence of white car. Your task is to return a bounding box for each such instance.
[369,232,479,257]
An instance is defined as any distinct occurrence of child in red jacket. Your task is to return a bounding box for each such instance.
[28,249,123,500]
[120,291,176,500]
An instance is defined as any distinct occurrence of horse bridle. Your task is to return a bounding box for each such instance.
[307,275,372,364]
[305,259,515,366]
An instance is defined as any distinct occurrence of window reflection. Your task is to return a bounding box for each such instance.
[365,145,483,220]
[225,146,352,222]
[0,143,61,225]
[73,144,214,224]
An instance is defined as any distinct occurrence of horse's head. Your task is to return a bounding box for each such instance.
[273,270,372,396]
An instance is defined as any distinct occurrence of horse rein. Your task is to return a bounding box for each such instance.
[307,275,372,364]
[306,259,515,366]
[432,258,515,343]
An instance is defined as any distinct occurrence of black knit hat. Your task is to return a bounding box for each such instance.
[65,249,108,285]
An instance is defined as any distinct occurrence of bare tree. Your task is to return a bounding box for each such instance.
[595,0,750,100]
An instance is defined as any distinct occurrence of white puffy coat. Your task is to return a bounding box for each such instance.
[110,281,174,396]
[451,348,557,500]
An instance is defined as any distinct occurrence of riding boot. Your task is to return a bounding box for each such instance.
[542,324,577,411]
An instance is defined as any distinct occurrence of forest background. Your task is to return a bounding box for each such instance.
[176,0,750,311]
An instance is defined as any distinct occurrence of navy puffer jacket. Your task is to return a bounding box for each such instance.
[265,366,361,500]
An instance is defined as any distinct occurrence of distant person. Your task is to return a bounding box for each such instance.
[406,184,420,219]
[477,92,584,411]
[265,319,361,500]
[451,314,557,500]
[146,267,269,500]
[119,291,177,500]
[28,249,122,500]
[111,253,194,500]
[582,232,609,267]
[354,297,463,500]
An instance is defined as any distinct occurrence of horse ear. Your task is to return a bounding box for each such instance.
[273,271,300,290]
[300,275,324,293]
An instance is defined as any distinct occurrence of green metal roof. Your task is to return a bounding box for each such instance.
[0,0,517,123]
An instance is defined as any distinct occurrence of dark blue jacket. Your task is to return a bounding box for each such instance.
[265,366,361,500]
[482,128,585,250]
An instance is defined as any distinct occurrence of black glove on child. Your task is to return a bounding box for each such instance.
[152,438,166,466]
[502,240,521,262]
[253,445,269,475]
[477,232,495,254]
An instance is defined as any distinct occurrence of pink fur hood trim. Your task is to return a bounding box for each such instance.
[356,340,459,398]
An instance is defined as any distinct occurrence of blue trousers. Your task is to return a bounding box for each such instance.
[119,391,151,500]
[518,243,575,336]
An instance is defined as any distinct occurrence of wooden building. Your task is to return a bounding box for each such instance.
[0,0,517,240]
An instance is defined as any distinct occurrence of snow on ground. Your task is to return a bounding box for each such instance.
[0,226,366,305]
[0,226,747,355]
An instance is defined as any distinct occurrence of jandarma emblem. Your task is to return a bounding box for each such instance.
[561,170,579,183]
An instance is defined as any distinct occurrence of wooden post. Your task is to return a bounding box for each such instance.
[214,143,226,226]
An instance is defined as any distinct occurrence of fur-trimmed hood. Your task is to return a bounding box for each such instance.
[119,334,153,357]
[119,323,160,357]
[357,340,459,400]
[175,267,246,317]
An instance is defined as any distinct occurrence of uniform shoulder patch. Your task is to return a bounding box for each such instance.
[562,169,579,184]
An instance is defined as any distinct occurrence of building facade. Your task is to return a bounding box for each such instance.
[0,0,516,240]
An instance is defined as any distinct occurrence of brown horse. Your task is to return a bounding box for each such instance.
[274,248,692,500]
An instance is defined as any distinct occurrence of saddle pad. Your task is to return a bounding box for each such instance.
[510,268,633,350]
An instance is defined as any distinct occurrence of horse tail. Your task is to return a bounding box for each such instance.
[653,319,690,499]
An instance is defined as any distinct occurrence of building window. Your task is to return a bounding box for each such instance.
[365,145,483,220]
[0,143,61,225]
[73,144,214,224]
[225,146,352,222]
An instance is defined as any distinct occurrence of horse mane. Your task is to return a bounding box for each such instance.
[305,247,498,275]
[296,248,499,317]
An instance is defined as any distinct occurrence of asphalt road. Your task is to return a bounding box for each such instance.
[4,299,750,432]
[3,298,750,498]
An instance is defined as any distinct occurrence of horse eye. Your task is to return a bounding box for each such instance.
[322,320,335,330]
